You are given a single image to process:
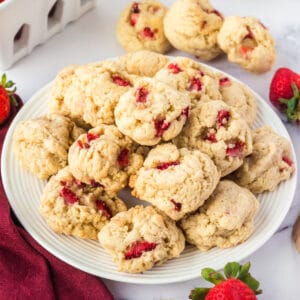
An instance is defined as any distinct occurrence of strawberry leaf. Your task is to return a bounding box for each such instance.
[1,73,6,86]
[243,273,261,294]
[224,262,240,278]
[237,261,251,280]
[189,288,210,300]
[5,80,14,88]
[201,268,225,285]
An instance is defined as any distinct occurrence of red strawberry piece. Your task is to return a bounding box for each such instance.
[182,106,190,118]
[124,241,157,260]
[141,27,155,39]
[269,68,300,124]
[157,161,179,170]
[204,128,217,143]
[90,179,104,188]
[130,13,139,26]
[226,141,245,157]
[217,110,230,127]
[282,156,293,166]
[0,1,5,3]
[77,140,90,149]
[188,77,202,91]
[131,2,140,13]
[167,63,182,74]
[112,74,130,86]
[136,86,148,103]
[240,45,253,58]
[0,74,18,125]
[87,132,100,143]
[189,261,262,300]
[154,119,170,137]
[59,187,78,205]
[170,199,182,211]
[117,148,129,168]
[219,77,231,87]
[96,200,112,219]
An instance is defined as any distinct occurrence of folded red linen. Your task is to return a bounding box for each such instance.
[0,98,113,300]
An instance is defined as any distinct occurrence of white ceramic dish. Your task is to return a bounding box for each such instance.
[1,64,297,284]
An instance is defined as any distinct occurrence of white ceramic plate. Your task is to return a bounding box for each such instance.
[1,66,297,284]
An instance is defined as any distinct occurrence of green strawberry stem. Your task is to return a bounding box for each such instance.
[1,73,18,107]
[279,83,300,124]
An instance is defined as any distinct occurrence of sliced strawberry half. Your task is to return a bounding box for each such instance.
[141,27,155,39]
[96,200,112,219]
[154,119,170,137]
[219,77,231,87]
[203,128,217,143]
[226,141,245,157]
[167,63,182,74]
[217,110,230,127]
[60,187,78,205]
[136,86,148,103]
[188,77,202,91]
[112,74,130,86]
[282,156,293,166]
[124,241,157,260]
[117,148,129,168]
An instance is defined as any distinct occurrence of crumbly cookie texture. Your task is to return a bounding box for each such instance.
[164,0,223,61]
[98,205,185,273]
[231,126,295,193]
[39,167,127,240]
[117,50,169,77]
[216,75,257,126]
[180,180,259,251]
[13,113,85,179]
[131,143,220,220]
[217,16,276,73]
[174,100,253,177]
[49,61,135,127]
[116,0,172,54]
[154,56,222,108]
[68,125,144,195]
[115,77,191,146]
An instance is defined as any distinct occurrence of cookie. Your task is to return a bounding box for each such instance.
[180,180,259,251]
[164,0,223,61]
[131,143,220,220]
[13,113,85,179]
[231,126,295,193]
[154,56,222,108]
[98,205,185,273]
[174,100,253,176]
[49,61,135,127]
[217,76,257,126]
[115,77,191,146]
[39,167,127,240]
[116,0,171,54]
[117,50,169,77]
[217,16,276,73]
[68,125,144,195]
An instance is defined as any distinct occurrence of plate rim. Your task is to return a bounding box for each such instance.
[1,62,298,284]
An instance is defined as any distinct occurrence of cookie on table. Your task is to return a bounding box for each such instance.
[13,113,85,179]
[231,126,295,193]
[39,167,127,240]
[117,50,169,77]
[217,16,276,73]
[68,125,144,195]
[49,61,135,127]
[98,205,185,273]
[114,77,191,146]
[131,143,220,221]
[164,0,223,61]
[116,0,171,54]
[174,100,253,177]
[154,56,222,108]
[180,180,259,251]
[217,76,257,126]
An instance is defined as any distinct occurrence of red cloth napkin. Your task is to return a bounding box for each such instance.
[0,97,113,300]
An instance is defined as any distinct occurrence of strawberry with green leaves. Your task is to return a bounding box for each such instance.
[190,262,262,300]
[0,74,19,126]
[269,67,300,125]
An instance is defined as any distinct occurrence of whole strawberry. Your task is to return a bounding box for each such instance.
[189,262,262,300]
[0,74,18,126]
[269,67,300,125]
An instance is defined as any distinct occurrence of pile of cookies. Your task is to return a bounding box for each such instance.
[13,51,294,274]
[116,0,276,73]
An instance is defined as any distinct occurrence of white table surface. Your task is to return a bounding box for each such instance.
[3,0,300,299]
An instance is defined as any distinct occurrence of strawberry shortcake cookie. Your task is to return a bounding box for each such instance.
[116,0,171,54]
[131,143,220,220]
[98,205,185,273]
[174,100,253,176]
[180,180,259,251]
[40,167,127,240]
[114,77,191,146]
[217,16,276,73]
